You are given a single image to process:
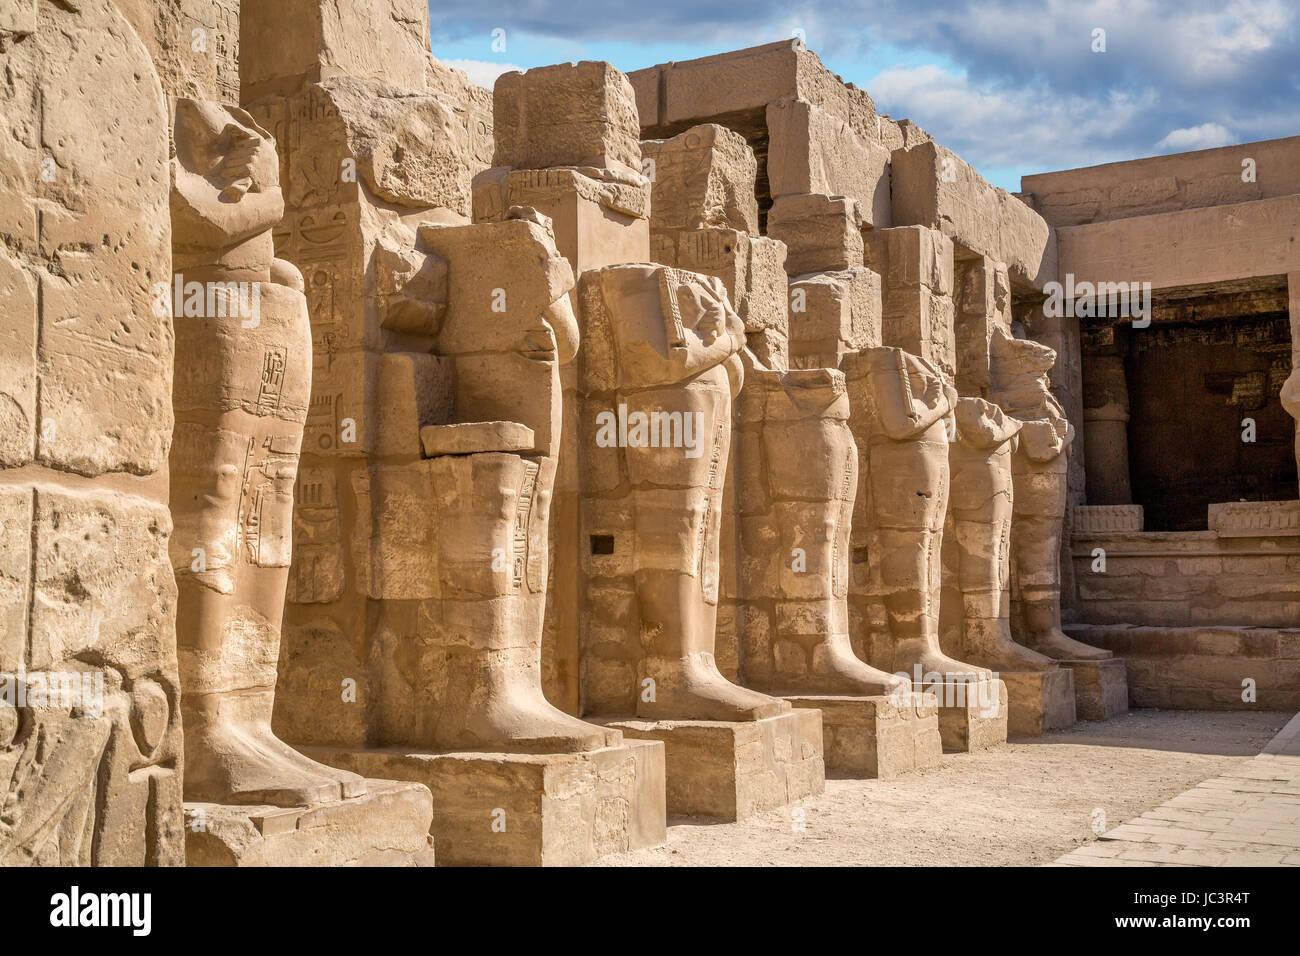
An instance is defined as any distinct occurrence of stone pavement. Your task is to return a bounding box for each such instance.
[1053,712,1300,866]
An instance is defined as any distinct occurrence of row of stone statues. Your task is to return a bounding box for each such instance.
[163,90,1083,824]
[1,1,1106,866]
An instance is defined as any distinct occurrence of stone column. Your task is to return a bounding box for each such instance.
[843,347,1007,751]
[239,0,480,754]
[735,360,907,697]
[1081,326,1133,505]
[941,399,1078,734]
[952,255,1012,398]
[865,225,958,383]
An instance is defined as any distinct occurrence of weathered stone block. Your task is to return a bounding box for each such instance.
[785,693,941,776]
[929,678,1008,752]
[1000,668,1077,736]
[1060,658,1129,721]
[788,267,881,368]
[601,710,824,820]
[674,228,789,367]
[304,742,666,865]
[241,0,433,100]
[185,779,436,866]
[472,167,650,283]
[891,140,1055,289]
[866,225,957,380]
[768,194,864,276]
[642,123,758,240]
[494,61,642,176]
[629,40,879,145]
[767,98,891,227]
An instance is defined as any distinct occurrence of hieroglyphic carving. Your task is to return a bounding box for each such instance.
[2,0,183,866]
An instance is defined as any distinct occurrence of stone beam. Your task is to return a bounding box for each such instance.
[1057,195,1300,292]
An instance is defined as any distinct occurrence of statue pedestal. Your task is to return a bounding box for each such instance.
[929,678,1008,752]
[786,693,942,777]
[1001,669,1077,735]
[185,780,436,867]
[300,742,666,866]
[1059,658,1129,720]
[598,710,824,821]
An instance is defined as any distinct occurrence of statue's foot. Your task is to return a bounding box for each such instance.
[450,694,620,754]
[897,646,993,685]
[1025,628,1113,662]
[806,642,911,697]
[186,722,366,807]
[638,656,789,721]
[965,638,1058,673]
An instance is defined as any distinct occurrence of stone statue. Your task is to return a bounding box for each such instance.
[736,355,909,697]
[946,397,1058,672]
[1282,367,1300,496]
[600,264,788,720]
[168,97,365,804]
[990,327,1109,662]
[411,210,622,752]
[853,346,990,680]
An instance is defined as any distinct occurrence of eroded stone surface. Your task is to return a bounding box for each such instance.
[1,0,182,867]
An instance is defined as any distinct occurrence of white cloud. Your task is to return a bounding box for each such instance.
[441,58,524,90]
[1155,123,1235,151]
[867,63,1159,172]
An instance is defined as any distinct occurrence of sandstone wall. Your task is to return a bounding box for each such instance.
[0,0,182,866]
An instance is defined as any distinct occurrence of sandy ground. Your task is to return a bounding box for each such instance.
[595,709,1290,866]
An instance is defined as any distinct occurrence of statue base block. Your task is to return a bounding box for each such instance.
[185,779,436,867]
[300,742,666,866]
[785,693,942,777]
[927,678,1008,752]
[598,710,824,821]
[1001,668,1077,735]
[1059,658,1129,720]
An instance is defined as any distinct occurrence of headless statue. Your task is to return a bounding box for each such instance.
[860,347,990,682]
[739,353,908,697]
[416,210,621,752]
[1283,367,1300,496]
[601,264,789,720]
[168,98,364,805]
[947,397,1058,672]
[990,327,1110,662]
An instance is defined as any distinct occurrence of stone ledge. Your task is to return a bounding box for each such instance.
[1072,504,1144,534]
[1066,624,1300,711]
[1209,499,1300,538]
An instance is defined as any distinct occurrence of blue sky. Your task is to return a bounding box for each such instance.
[427,0,1299,192]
